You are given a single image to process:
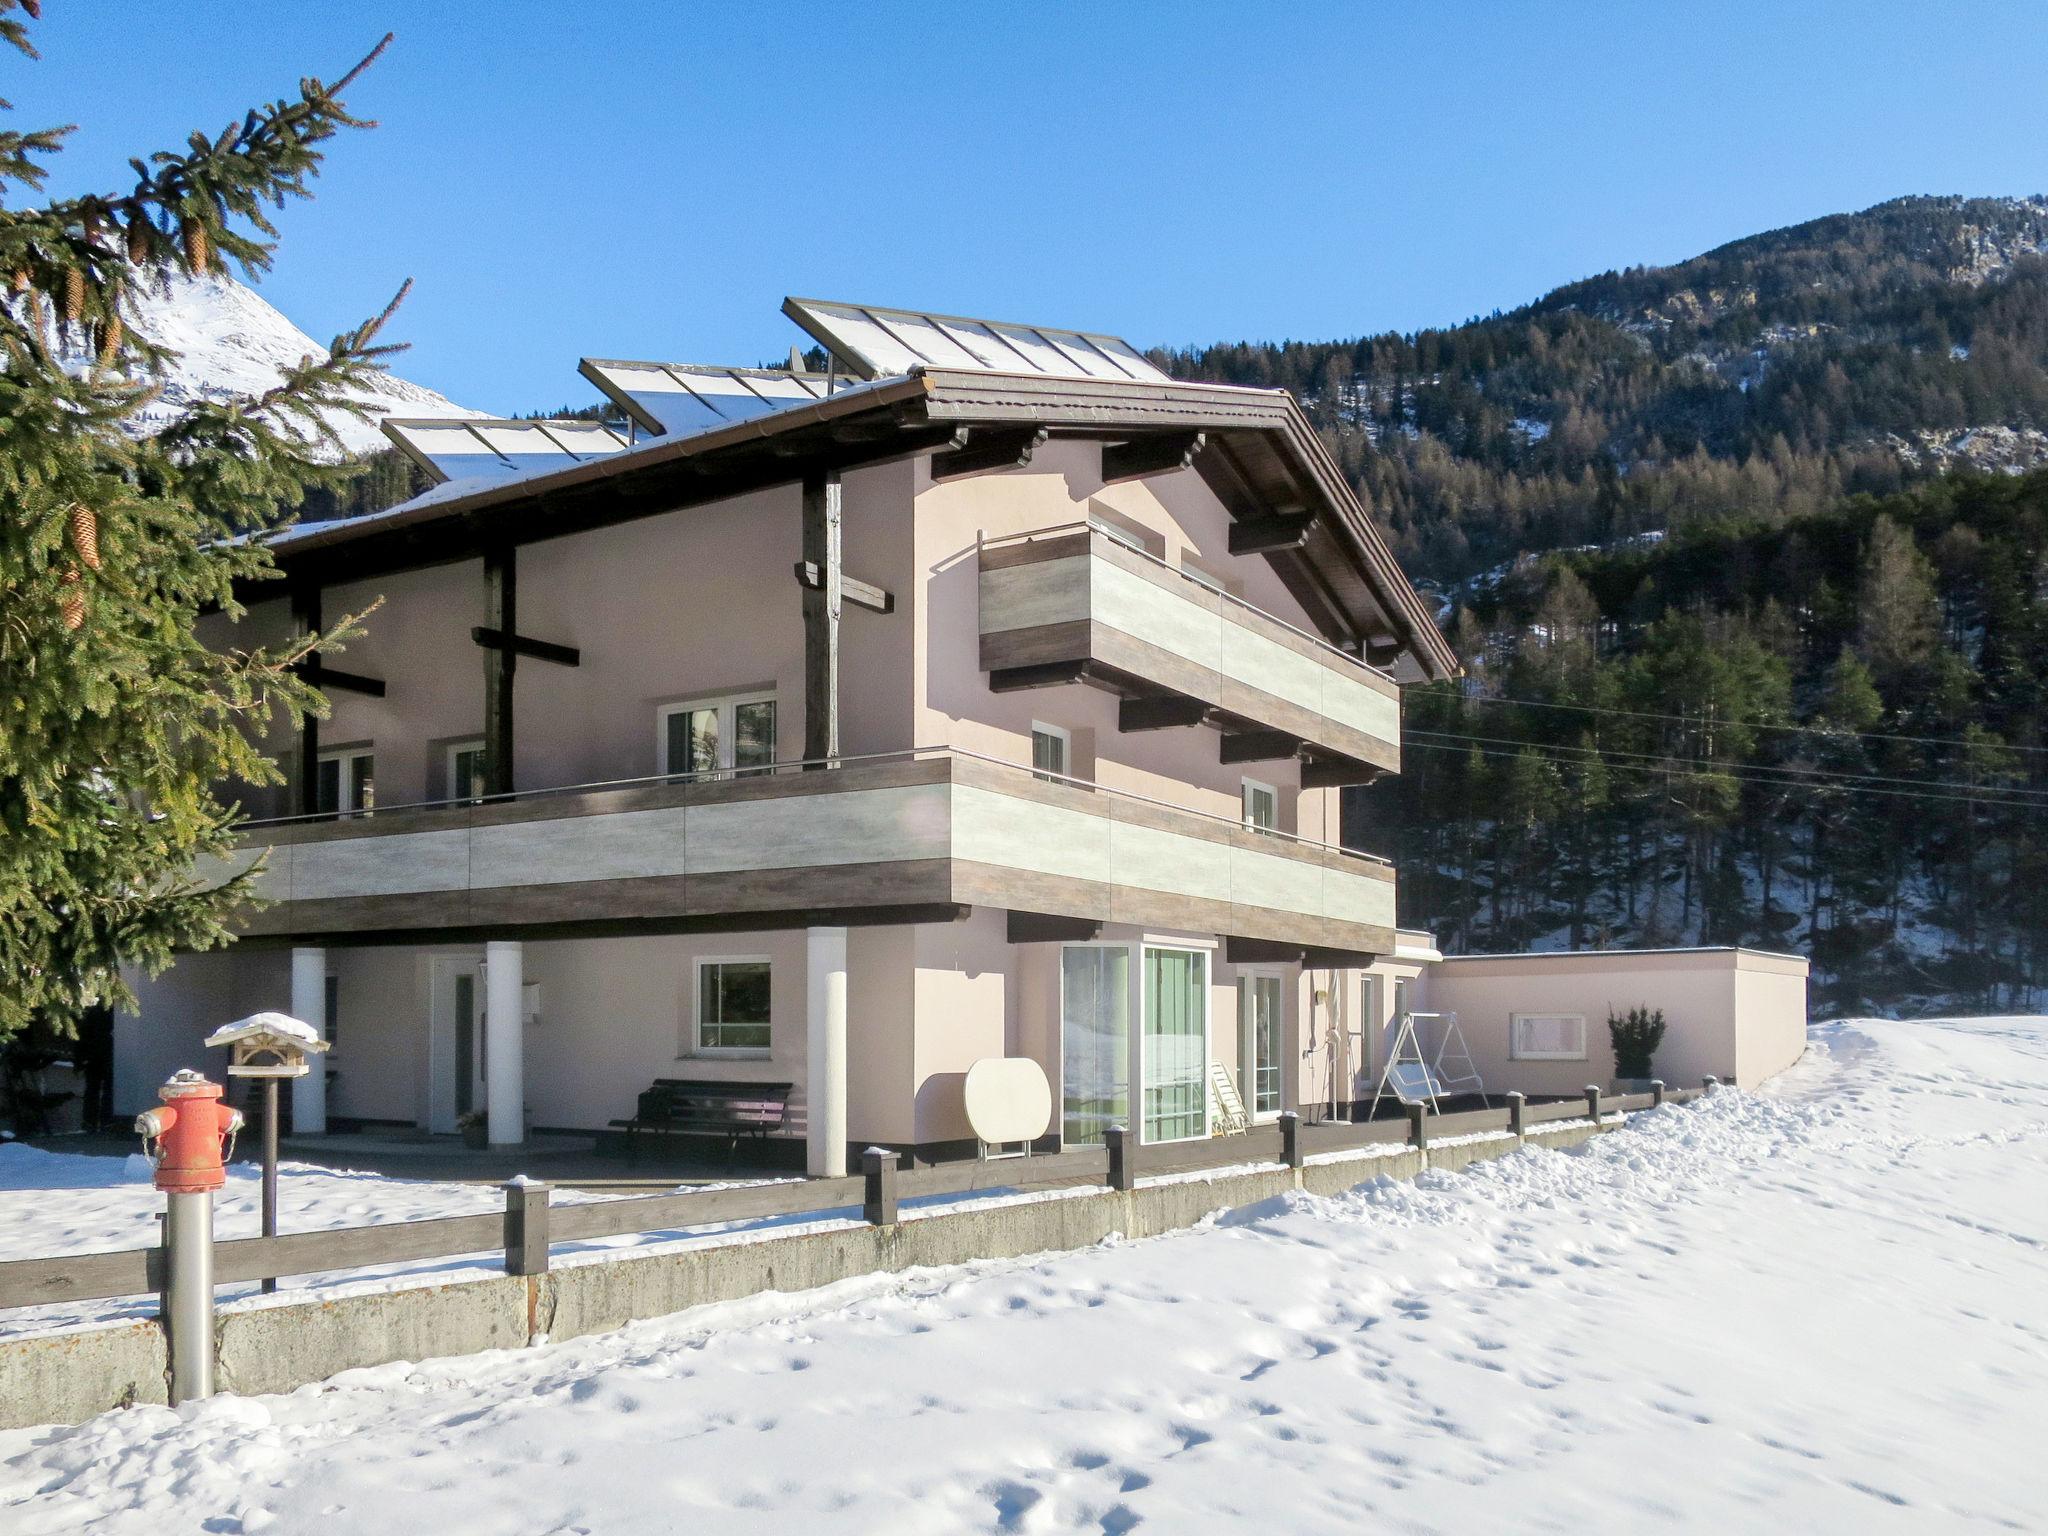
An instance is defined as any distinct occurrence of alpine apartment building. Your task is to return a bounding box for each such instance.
[118,297,1463,1173]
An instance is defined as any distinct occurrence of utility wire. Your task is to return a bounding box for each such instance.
[1396,738,2046,813]
[1403,727,2048,802]
[1424,688,2048,758]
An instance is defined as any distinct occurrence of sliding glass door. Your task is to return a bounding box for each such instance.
[1061,946,1129,1145]
[1143,946,1209,1143]
[1243,972,1283,1119]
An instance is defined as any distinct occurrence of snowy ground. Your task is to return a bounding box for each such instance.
[4,1016,2045,1532]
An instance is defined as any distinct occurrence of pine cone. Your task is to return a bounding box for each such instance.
[96,315,122,364]
[180,218,209,272]
[126,214,149,266]
[63,266,85,324]
[59,569,84,631]
[69,504,100,570]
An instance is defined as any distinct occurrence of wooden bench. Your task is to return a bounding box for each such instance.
[609,1078,794,1166]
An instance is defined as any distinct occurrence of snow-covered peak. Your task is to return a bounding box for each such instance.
[81,272,475,458]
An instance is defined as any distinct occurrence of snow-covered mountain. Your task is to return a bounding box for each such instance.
[88,272,475,458]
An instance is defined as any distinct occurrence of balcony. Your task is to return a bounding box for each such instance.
[977,523,1401,786]
[210,749,1396,955]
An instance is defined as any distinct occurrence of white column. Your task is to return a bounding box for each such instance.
[806,926,848,1177]
[289,947,327,1135]
[485,940,525,1147]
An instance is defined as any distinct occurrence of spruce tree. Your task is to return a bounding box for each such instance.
[0,8,407,1042]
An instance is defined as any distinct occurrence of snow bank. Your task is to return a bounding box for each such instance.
[3,1017,2043,1531]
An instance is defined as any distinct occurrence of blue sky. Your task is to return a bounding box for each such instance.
[18,2,2048,413]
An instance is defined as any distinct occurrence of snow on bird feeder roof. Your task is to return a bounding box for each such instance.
[204,1011,327,1078]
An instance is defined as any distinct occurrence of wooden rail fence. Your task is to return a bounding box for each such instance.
[0,1081,1710,1315]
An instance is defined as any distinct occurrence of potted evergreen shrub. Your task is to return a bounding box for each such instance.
[1608,1005,1667,1091]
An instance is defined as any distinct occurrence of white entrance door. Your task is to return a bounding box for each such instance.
[427,957,486,1134]
[1140,945,1209,1144]
[1242,971,1284,1121]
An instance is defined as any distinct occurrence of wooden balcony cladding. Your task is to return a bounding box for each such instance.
[208,754,1395,954]
[976,528,1401,777]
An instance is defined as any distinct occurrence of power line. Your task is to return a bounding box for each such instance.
[1404,727,2048,803]
[1396,739,2048,813]
[1425,687,2048,758]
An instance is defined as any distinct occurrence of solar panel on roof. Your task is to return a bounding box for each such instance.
[382,417,631,485]
[782,297,1169,385]
[579,359,852,439]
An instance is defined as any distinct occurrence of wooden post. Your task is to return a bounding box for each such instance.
[483,544,516,797]
[503,1180,550,1276]
[1105,1125,1134,1192]
[1279,1109,1302,1170]
[1651,1079,1666,1108]
[1584,1085,1603,1124]
[1703,1075,1719,1094]
[1506,1090,1525,1139]
[1405,1102,1427,1152]
[802,471,842,766]
[260,1078,279,1295]
[862,1148,898,1226]
[290,583,321,816]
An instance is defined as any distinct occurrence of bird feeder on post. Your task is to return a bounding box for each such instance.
[204,1012,326,1295]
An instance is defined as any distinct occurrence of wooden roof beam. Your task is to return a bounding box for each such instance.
[1220,729,1304,764]
[1118,694,1211,732]
[1101,431,1205,484]
[1228,510,1316,556]
[930,426,1049,482]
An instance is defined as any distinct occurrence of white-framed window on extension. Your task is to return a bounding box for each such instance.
[316,747,374,817]
[1031,721,1071,782]
[1240,969,1284,1120]
[692,956,773,1056]
[659,690,778,780]
[1242,777,1278,832]
[1510,1012,1587,1061]
[447,739,486,804]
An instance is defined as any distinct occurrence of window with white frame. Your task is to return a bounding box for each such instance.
[1242,972,1283,1119]
[1510,1012,1587,1061]
[316,748,374,816]
[447,740,486,804]
[1031,721,1070,782]
[659,691,778,779]
[693,957,772,1054]
[1242,777,1278,832]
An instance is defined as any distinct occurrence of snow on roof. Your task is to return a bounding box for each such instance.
[203,1011,326,1050]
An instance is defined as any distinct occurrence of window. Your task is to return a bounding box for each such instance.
[1242,778,1278,832]
[316,749,374,817]
[1179,553,1238,597]
[660,691,777,779]
[1242,972,1283,1119]
[694,957,772,1054]
[448,740,486,804]
[1511,1012,1587,1061]
[1060,945,1129,1146]
[1142,945,1209,1143]
[1031,721,1070,783]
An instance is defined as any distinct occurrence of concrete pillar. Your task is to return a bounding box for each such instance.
[806,926,848,1177]
[485,941,524,1147]
[289,947,327,1135]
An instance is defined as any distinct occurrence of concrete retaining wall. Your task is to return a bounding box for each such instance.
[1,1117,1612,1431]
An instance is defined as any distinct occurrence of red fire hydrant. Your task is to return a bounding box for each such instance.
[135,1069,243,1193]
[136,1069,242,1403]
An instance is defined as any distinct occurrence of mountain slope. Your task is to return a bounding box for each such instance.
[1163,195,2048,581]
[80,272,474,458]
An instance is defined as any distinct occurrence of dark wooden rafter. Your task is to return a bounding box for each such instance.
[793,561,893,615]
[1364,637,1404,669]
[289,583,320,816]
[1227,510,1316,556]
[988,660,1096,694]
[1220,730,1305,764]
[1007,910,1103,944]
[290,664,385,697]
[481,545,516,798]
[1101,431,1205,484]
[930,425,1048,482]
[1300,756,1386,790]
[1118,694,1210,732]
[802,470,842,763]
[1224,936,1305,966]
[471,628,581,668]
